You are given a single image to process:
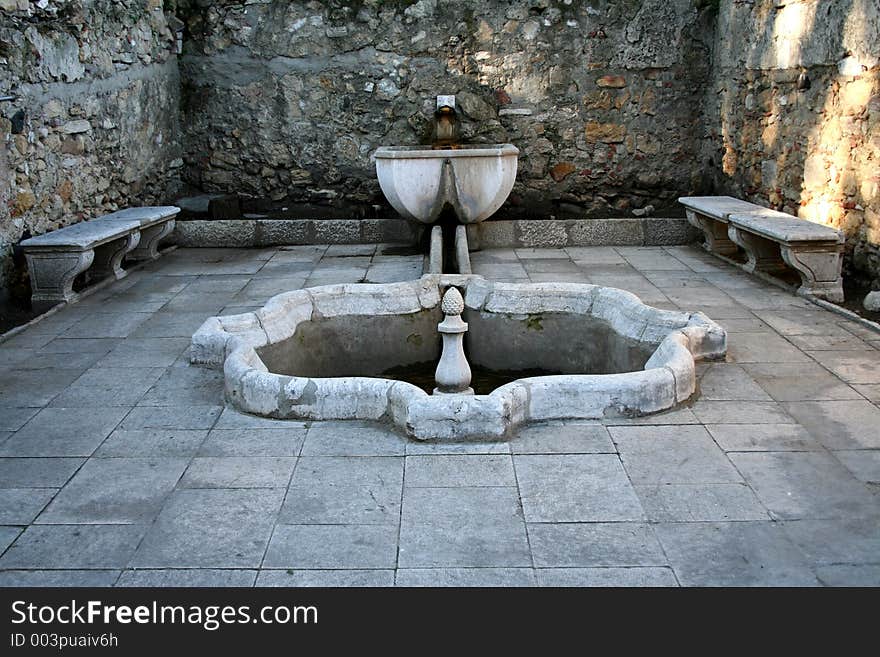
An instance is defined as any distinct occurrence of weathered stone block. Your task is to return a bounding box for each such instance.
[584,122,627,144]
[516,220,569,248]
[255,220,311,246]
[643,218,700,245]
[313,220,362,244]
[172,220,257,247]
[569,219,644,246]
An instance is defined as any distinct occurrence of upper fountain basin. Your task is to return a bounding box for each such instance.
[374,144,519,224]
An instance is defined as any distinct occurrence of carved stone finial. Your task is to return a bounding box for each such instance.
[441,287,464,315]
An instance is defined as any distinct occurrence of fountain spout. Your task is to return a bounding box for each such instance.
[432,95,461,149]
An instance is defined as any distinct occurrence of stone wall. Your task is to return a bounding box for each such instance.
[0,0,183,303]
[3,0,879,302]
[176,0,715,219]
[704,0,880,284]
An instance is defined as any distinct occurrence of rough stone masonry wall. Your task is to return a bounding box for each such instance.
[177,0,715,219]
[704,0,880,284]
[0,0,182,303]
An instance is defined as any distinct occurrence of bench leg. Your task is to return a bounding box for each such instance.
[686,210,738,256]
[128,219,174,261]
[780,244,844,302]
[727,226,787,275]
[26,250,95,309]
[90,232,141,281]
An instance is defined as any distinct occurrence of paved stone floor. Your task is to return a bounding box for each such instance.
[0,243,879,587]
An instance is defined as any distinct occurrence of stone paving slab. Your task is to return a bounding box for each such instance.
[130,488,284,568]
[198,429,306,457]
[116,569,258,587]
[405,440,510,455]
[301,422,407,456]
[691,400,794,424]
[1,244,879,586]
[698,364,773,401]
[705,423,821,452]
[634,483,769,522]
[853,385,880,403]
[0,489,56,524]
[833,450,880,484]
[654,522,820,586]
[535,567,678,587]
[781,517,880,566]
[212,408,308,431]
[398,487,530,568]
[0,369,85,407]
[509,422,615,454]
[0,525,147,569]
[730,452,879,520]
[0,407,129,457]
[814,565,880,587]
[15,350,109,371]
[396,568,536,587]
[611,425,743,485]
[281,457,402,525]
[725,332,813,363]
[0,527,21,554]
[0,570,121,587]
[515,454,645,522]
[527,523,666,568]
[0,408,39,432]
[783,400,880,449]
[263,525,399,569]
[50,368,166,407]
[61,312,153,340]
[130,311,216,338]
[179,457,297,489]
[39,337,122,354]
[405,455,516,487]
[121,406,222,432]
[137,368,225,406]
[96,429,208,457]
[257,569,395,587]
[0,457,84,488]
[36,457,189,524]
[742,362,862,402]
[805,351,880,385]
[97,338,191,369]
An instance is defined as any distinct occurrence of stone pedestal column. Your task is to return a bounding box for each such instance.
[434,287,473,396]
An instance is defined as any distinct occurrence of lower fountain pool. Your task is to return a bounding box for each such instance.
[191,275,727,441]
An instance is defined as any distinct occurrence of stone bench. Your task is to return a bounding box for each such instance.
[727,209,844,302]
[678,196,844,302]
[21,206,178,309]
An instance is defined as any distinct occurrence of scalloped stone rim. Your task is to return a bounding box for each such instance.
[190,275,727,441]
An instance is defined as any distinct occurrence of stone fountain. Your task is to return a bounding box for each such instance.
[191,95,727,441]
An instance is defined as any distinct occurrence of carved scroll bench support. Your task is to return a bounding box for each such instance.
[727,225,789,275]
[101,206,179,261]
[89,232,140,282]
[685,209,740,257]
[25,250,96,310]
[780,243,845,302]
